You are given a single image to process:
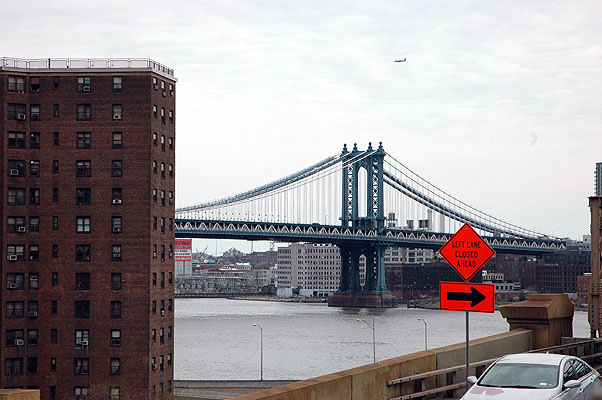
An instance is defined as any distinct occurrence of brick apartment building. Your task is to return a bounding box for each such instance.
[0,58,176,399]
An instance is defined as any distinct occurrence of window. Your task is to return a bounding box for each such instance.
[50,358,56,371]
[161,272,165,288]
[168,298,173,312]
[8,75,25,92]
[153,132,157,145]
[169,218,173,231]
[52,244,58,258]
[160,354,164,370]
[111,330,121,347]
[161,80,165,91]
[112,132,122,148]
[160,329,165,345]
[112,160,122,177]
[28,301,38,317]
[76,188,91,205]
[153,189,157,202]
[110,358,121,375]
[77,76,91,92]
[8,104,26,120]
[112,245,122,261]
[161,135,165,151]
[75,245,91,262]
[160,217,165,232]
[169,110,174,123]
[153,76,158,89]
[53,104,59,117]
[27,357,38,374]
[169,137,173,150]
[8,160,26,177]
[30,216,39,232]
[30,132,40,148]
[152,301,156,314]
[161,162,165,178]
[169,164,173,177]
[169,83,174,95]
[77,132,91,149]
[110,387,120,400]
[153,105,157,118]
[74,330,89,346]
[29,188,40,205]
[53,160,59,174]
[30,76,40,92]
[151,328,156,341]
[153,244,157,258]
[5,329,24,346]
[153,160,157,174]
[111,301,121,318]
[5,358,23,376]
[76,160,91,177]
[52,216,59,230]
[74,387,88,398]
[53,188,59,202]
[161,245,165,261]
[28,329,38,345]
[53,132,59,146]
[75,301,90,318]
[30,161,40,177]
[8,131,25,148]
[53,76,59,89]
[168,272,173,284]
[76,273,90,290]
[29,244,39,261]
[169,191,174,204]
[7,245,25,260]
[152,273,157,287]
[111,273,122,290]
[52,273,58,286]
[30,105,40,120]
[161,108,166,123]
[76,217,91,233]
[51,300,57,315]
[6,273,25,289]
[6,301,24,318]
[76,104,91,120]
[8,188,25,205]
[113,76,122,91]
[112,104,122,120]
[153,216,157,230]
[74,358,89,375]
[161,190,165,206]
[112,188,122,203]
[112,217,122,233]
[51,329,57,343]
[29,273,39,289]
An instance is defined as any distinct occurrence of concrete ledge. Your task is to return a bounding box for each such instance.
[0,390,39,400]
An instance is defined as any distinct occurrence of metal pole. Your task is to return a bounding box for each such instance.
[253,324,263,380]
[466,311,469,386]
[372,317,376,363]
[418,318,427,350]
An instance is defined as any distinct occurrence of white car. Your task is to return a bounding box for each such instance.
[461,353,602,400]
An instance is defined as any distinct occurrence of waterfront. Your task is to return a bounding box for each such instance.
[175,298,590,380]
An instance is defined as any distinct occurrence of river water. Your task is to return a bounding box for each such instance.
[174,298,590,380]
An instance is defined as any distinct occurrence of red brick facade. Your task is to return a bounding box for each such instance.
[0,63,175,399]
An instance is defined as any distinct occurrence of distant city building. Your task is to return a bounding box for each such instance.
[594,162,602,196]
[0,58,176,399]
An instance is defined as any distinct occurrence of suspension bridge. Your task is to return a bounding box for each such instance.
[175,142,565,307]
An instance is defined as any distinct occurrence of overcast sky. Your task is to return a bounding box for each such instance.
[3,1,601,254]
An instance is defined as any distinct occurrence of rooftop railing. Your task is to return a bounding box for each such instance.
[0,57,174,77]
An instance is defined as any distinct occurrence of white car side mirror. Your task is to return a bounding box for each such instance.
[564,380,581,389]
[467,376,477,385]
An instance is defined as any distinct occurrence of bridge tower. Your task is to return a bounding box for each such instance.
[329,142,397,308]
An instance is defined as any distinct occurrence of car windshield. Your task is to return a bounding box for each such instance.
[478,362,559,389]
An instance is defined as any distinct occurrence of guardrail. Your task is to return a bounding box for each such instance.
[0,57,174,77]
[386,338,602,400]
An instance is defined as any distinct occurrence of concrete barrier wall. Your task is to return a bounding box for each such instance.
[230,329,532,400]
[0,390,40,400]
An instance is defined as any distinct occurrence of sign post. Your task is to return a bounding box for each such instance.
[438,223,496,390]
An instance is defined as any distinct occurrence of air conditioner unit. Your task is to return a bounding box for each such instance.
[81,340,89,346]
[9,169,20,176]
[113,114,122,120]
[7,283,16,289]
[17,226,26,232]
[83,85,91,92]
[111,338,121,346]
[27,311,38,318]
[7,255,17,261]
[17,113,26,120]
[113,227,122,233]
[14,339,24,346]
[112,199,122,205]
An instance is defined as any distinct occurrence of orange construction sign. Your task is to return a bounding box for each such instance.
[439,282,495,313]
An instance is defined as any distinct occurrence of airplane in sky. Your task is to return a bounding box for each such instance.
[394,58,407,62]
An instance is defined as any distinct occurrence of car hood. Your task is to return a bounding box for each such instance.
[462,386,559,400]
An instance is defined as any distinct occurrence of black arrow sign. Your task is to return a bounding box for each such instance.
[446,287,486,307]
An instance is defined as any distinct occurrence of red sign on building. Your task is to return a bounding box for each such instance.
[175,239,192,262]
[438,223,496,281]
[439,282,495,313]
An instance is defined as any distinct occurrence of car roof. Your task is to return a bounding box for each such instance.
[496,353,571,366]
